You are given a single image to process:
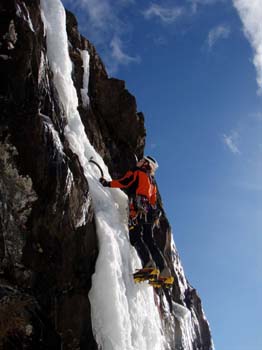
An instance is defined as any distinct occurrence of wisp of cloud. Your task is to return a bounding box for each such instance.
[143,3,184,23]
[233,0,262,93]
[207,24,231,50]
[223,131,241,155]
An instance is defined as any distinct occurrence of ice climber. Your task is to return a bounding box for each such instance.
[99,156,173,286]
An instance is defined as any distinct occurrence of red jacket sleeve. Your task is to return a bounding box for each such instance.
[110,170,137,189]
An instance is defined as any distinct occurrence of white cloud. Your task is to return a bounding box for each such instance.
[207,25,231,49]
[188,0,223,13]
[222,131,241,154]
[63,0,112,30]
[232,0,262,93]
[143,3,184,23]
[110,37,140,72]
[62,0,138,73]
[81,0,111,28]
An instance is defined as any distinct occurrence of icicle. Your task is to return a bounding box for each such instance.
[81,50,90,108]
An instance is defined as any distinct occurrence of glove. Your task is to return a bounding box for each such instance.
[99,177,111,187]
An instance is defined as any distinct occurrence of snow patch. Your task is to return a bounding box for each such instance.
[65,169,74,194]
[41,114,64,155]
[76,194,92,228]
[23,4,35,32]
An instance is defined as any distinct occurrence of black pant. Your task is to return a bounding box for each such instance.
[129,216,165,271]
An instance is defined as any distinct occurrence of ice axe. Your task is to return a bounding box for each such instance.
[89,157,104,178]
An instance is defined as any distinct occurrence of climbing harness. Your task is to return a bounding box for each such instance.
[128,195,151,230]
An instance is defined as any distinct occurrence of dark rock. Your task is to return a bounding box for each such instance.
[0,1,98,348]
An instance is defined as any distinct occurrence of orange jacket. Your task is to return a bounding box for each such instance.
[110,168,157,206]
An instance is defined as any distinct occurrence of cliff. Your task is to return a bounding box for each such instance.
[0,0,213,349]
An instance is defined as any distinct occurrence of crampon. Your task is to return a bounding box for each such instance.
[148,275,175,289]
[133,267,160,283]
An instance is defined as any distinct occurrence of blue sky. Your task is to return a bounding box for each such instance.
[61,1,262,349]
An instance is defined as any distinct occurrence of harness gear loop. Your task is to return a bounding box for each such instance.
[128,195,150,228]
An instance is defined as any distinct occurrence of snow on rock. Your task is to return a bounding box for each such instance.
[171,235,188,298]
[0,54,10,60]
[41,114,64,156]
[38,51,47,85]
[16,2,35,32]
[40,0,165,349]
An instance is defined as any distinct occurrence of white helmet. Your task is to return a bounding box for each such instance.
[143,155,158,172]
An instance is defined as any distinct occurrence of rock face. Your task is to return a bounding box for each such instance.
[0,1,213,349]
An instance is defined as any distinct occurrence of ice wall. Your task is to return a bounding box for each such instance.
[40,1,165,349]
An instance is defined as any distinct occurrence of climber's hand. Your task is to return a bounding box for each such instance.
[99,177,110,187]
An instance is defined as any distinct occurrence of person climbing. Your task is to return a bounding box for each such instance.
[99,156,173,287]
